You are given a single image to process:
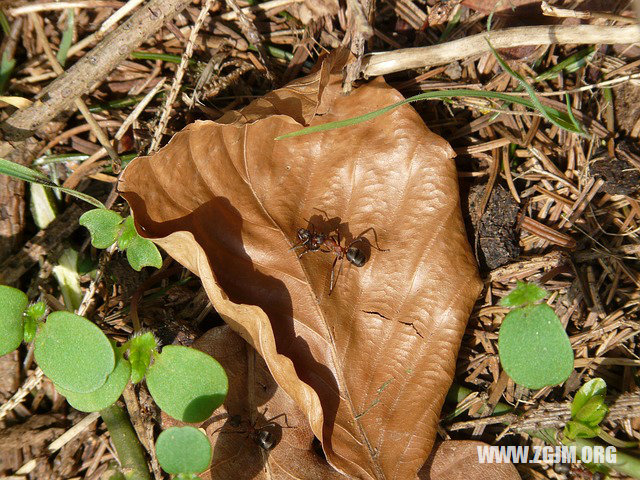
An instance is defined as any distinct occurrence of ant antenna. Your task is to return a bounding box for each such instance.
[353,227,389,251]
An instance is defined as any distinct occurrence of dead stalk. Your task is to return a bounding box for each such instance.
[362,25,640,77]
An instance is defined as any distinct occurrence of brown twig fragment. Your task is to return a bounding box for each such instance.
[225,0,274,81]
[149,0,215,152]
[0,204,84,285]
[541,1,637,24]
[342,0,374,93]
[520,216,577,249]
[29,12,122,172]
[217,0,305,21]
[1,0,192,145]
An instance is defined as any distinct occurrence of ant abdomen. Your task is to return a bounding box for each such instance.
[253,428,276,450]
[346,247,366,267]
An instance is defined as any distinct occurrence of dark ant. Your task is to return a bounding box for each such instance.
[291,219,386,294]
[221,412,292,451]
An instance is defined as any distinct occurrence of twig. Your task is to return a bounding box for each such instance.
[149,0,215,152]
[0,0,191,145]
[64,77,166,188]
[0,368,44,421]
[67,0,146,59]
[48,412,100,452]
[342,0,374,93]
[520,216,577,248]
[0,204,84,285]
[361,25,640,77]
[446,392,640,433]
[217,0,305,21]
[541,1,637,24]
[9,1,123,16]
[225,0,274,80]
[29,12,121,172]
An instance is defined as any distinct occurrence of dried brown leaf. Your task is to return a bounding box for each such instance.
[119,50,482,479]
[169,325,344,480]
[419,441,521,480]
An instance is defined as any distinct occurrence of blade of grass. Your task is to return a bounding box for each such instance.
[131,51,193,64]
[485,37,588,137]
[565,93,582,132]
[438,6,462,43]
[534,46,596,83]
[56,9,74,67]
[248,44,314,69]
[89,92,163,112]
[0,53,15,93]
[276,88,581,140]
[0,11,10,36]
[0,158,104,208]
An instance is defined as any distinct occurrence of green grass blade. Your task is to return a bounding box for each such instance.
[0,158,104,208]
[485,38,587,137]
[0,11,10,36]
[276,89,580,140]
[534,46,595,83]
[439,7,462,43]
[131,51,186,64]
[56,9,74,67]
[0,53,16,94]
[565,94,582,132]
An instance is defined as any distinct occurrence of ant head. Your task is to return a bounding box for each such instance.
[346,246,366,267]
[297,228,310,242]
[228,414,243,428]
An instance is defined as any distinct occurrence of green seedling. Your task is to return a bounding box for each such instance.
[118,216,163,271]
[55,344,132,412]
[35,311,116,393]
[559,378,640,478]
[146,345,228,423]
[80,208,124,249]
[275,88,585,140]
[0,285,28,355]
[0,158,162,272]
[498,282,574,389]
[534,46,596,83]
[24,301,46,343]
[156,426,213,479]
[563,378,620,443]
[80,209,162,271]
[127,332,157,384]
[0,284,228,423]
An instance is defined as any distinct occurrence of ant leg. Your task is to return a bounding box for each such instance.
[312,207,330,222]
[264,413,293,428]
[290,242,309,252]
[329,256,344,295]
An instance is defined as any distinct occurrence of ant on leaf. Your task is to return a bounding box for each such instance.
[217,411,293,451]
[291,211,387,294]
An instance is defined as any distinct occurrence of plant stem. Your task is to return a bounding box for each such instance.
[100,404,151,480]
[564,437,640,478]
